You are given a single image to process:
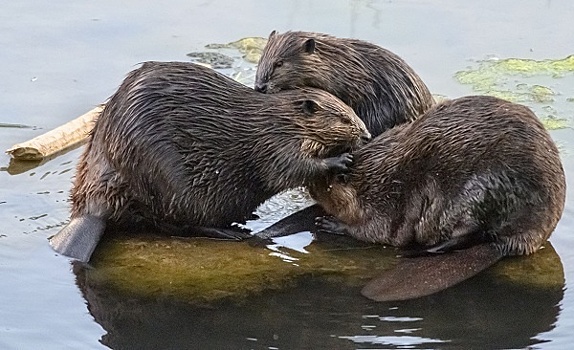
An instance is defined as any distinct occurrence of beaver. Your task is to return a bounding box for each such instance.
[49,61,371,263]
[251,30,436,237]
[256,95,565,300]
[254,30,435,137]
[306,95,565,301]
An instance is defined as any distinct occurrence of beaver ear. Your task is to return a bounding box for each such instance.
[303,38,316,54]
[269,30,277,39]
[302,99,320,115]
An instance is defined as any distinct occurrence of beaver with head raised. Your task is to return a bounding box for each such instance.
[309,95,565,301]
[49,61,370,263]
[255,30,435,136]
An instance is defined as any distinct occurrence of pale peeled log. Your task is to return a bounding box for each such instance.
[5,105,103,161]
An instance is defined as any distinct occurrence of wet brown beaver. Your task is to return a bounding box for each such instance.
[257,95,565,301]
[308,95,565,301]
[255,30,435,136]
[49,61,370,262]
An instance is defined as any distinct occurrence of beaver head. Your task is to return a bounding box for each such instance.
[254,30,435,137]
[255,30,330,94]
[270,87,371,157]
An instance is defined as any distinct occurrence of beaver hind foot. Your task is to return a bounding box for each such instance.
[361,244,502,301]
[155,222,253,241]
[50,216,253,262]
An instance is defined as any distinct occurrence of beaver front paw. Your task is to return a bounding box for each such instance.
[335,173,350,184]
[323,152,353,174]
[315,215,348,235]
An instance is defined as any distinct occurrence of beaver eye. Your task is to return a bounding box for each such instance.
[340,117,352,125]
[274,60,284,68]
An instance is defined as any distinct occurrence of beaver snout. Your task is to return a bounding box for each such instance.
[254,83,268,93]
[361,131,372,143]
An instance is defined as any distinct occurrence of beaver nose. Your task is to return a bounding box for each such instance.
[254,83,268,93]
[361,132,372,143]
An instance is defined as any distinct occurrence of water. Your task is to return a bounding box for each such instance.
[1,1,574,349]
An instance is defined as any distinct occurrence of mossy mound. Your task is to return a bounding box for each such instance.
[86,232,397,305]
[486,242,564,289]
[83,230,564,306]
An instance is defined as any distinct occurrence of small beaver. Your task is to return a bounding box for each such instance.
[257,95,565,300]
[254,30,435,136]
[50,61,370,262]
[309,95,565,301]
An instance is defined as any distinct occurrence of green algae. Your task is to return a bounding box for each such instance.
[455,55,574,90]
[497,55,574,77]
[205,37,268,64]
[455,70,557,104]
[187,37,268,86]
[541,115,570,130]
[455,55,574,129]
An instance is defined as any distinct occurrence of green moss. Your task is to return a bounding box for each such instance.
[486,242,564,288]
[84,232,564,305]
[87,233,396,304]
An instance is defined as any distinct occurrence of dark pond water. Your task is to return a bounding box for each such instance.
[1,1,574,349]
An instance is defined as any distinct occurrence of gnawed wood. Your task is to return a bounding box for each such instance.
[6,105,103,161]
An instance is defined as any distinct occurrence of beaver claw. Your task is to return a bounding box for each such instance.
[323,152,353,174]
[315,216,348,235]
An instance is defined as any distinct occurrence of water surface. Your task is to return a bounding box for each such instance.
[1,1,574,349]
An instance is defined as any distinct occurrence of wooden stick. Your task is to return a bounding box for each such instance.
[5,105,103,161]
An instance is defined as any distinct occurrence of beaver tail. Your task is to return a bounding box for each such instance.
[48,215,106,262]
[361,244,502,301]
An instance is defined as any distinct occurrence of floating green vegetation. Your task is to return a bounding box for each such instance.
[541,115,569,130]
[496,55,574,77]
[189,37,267,86]
[205,37,268,64]
[455,55,574,129]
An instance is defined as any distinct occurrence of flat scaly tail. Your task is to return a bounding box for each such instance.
[48,215,106,262]
[362,244,502,301]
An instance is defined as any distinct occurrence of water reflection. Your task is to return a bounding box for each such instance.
[3,142,84,175]
[73,241,564,349]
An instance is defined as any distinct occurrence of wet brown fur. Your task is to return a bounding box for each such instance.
[312,95,565,257]
[255,30,435,136]
[52,61,369,261]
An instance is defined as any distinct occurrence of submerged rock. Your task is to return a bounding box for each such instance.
[186,52,235,69]
[83,230,396,305]
[80,227,564,306]
[76,238,564,349]
[487,242,565,288]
